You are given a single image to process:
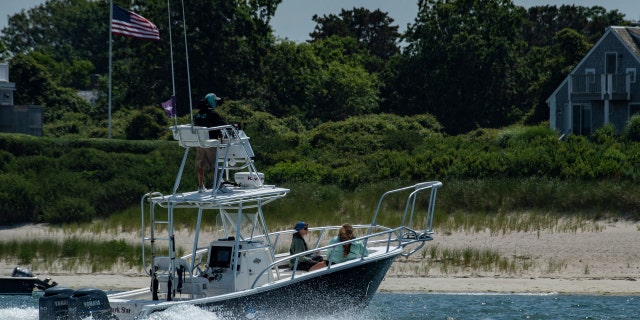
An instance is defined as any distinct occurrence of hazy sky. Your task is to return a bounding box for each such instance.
[1,1,640,41]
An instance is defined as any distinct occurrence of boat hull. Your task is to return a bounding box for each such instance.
[0,276,37,295]
[116,253,398,319]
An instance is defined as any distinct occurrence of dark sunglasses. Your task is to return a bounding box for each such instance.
[303,227,308,230]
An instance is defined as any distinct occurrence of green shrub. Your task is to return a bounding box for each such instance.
[624,114,640,142]
[0,173,37,224]
[591,123,617,144]
[265,161,330,184]
[125,107,166,140]
[0,150,15,171]
[42,196,95,223]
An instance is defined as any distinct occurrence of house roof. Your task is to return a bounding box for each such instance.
[610,26,640,62]
[546,26,640,105]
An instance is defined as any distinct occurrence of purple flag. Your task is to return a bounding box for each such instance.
[161,96,176,118]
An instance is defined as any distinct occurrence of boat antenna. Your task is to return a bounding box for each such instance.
[166,0,178,127]
[179,0,195,125]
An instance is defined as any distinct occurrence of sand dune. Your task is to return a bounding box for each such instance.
[2,221,639,294]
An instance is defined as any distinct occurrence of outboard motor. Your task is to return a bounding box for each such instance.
[12,266,34,277]
[69,288,117,320]
[39,286,74,320]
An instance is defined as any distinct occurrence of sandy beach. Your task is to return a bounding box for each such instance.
[2,221,639,295]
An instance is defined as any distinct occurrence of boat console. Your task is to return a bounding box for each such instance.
[198,239,274,295]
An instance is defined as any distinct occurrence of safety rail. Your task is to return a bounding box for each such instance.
[250,226,401,288]
[168,124,261,195]
[250,181,442,288]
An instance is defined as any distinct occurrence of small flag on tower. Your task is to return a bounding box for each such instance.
[162,96,176,118]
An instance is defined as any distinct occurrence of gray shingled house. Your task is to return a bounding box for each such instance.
[547,26,640,136]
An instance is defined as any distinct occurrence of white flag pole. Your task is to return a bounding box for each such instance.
[108,0,113,139]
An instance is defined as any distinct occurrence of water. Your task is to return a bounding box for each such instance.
[1,292,638,319]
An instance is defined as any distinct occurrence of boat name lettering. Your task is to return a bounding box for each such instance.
[112,306,132,314]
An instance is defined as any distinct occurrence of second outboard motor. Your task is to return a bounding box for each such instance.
[39,286,74,320]
[69,288,117,320]
[12,266,34,277]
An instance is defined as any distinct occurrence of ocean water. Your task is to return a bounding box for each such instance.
[1,292,638,319]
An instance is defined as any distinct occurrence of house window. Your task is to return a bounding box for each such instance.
[585,68,596,92]
[605,52,617,74]
[573,104,592,135]
[626,68,636,83]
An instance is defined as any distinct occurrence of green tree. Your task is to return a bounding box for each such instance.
[395,0,527,134]
[261,41,322,118]
[522,28,591,125]
[9,53,92,123]
[263,37,379,124]
[522,5,627,49]
[310,7,401,71]
[2,0,282,124]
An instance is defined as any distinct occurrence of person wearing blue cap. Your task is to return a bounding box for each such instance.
[289,222,325,271]
[194,93,226,193]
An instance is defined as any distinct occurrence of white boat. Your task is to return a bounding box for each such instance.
[39,124,442,319]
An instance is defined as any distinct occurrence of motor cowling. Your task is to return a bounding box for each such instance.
[39,286,74,320]
[12,266,34,278]
[69,288,117,320]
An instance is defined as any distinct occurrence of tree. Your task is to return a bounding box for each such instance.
[394,0,527,134]
[1,0,282,124]
[310,7,400,72]
[522,5,627,49]
[10,53,91,123]
[263,36,379,124]
[261,40,322,118]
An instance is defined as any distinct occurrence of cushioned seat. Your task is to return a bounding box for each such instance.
[170,125,219,148]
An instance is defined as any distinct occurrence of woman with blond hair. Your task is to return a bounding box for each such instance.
[327,223,369,265]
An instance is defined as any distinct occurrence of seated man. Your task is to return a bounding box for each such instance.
[289,222,325,271]
[326,223,369,265]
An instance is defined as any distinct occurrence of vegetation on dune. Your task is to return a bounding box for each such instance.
[1,116,640,226]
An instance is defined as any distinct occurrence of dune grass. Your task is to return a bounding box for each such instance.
[0,237,177,273]
[0,179,616,275]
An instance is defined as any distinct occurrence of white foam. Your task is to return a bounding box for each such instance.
[145,304,222,320]
[0,307,38,319]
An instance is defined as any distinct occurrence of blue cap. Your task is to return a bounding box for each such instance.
[294,221,308,231]
[204,93,221,109]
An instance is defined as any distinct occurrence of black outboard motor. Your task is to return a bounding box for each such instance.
[39,286,74,320]
[70,288,118,320]
[13,265,58,291]
[12,266,34,277]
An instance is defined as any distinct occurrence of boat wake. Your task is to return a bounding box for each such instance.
[0,307,36,320]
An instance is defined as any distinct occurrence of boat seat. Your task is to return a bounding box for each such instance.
[170,125,220,148]
[153,256,191,272]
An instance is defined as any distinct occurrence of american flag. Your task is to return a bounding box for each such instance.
[111,5,160,41]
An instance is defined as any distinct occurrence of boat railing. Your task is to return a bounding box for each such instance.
[169,124,261,194]
[250,181,442,288]
[251,226,404,289]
